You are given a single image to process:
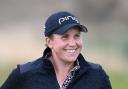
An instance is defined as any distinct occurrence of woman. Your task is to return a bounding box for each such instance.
[1,11,112,89]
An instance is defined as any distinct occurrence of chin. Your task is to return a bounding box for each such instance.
[66,57,77,62]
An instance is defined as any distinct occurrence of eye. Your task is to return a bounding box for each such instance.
[61,34,69,39]
[75,34,80,38]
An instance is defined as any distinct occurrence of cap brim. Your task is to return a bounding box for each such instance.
[54,23,88,35]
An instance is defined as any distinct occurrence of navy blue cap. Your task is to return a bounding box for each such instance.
[44,11,88,36]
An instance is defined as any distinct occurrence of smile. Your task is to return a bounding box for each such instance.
[65,49,76,53]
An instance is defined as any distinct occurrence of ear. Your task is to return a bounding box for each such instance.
[45,37,53,49]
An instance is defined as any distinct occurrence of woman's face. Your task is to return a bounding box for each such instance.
[46,27,83,64]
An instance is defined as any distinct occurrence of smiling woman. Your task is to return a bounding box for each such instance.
[45,27,82,64]
[1,11,112,89]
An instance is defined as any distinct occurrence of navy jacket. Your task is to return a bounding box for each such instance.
[1,49,112,89]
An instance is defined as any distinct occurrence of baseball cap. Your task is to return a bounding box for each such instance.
[44,11,88,36]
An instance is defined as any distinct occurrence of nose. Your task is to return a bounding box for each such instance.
[68,38,77,47]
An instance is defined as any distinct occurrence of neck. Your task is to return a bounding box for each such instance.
[57,63,74,75]
[51,57,75,75]
[50,56,75,86]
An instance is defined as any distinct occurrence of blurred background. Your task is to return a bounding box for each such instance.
[0,0,128,89]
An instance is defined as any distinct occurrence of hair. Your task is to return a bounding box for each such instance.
[46,34,54,39]
[44,34,54,49]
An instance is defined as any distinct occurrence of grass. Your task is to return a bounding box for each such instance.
[110,72,128,89]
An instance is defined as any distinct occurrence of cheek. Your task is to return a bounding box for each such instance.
[77,40,83,48]
[52,40,65,50]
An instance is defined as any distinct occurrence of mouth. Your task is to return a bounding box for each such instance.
[64,49,77,53]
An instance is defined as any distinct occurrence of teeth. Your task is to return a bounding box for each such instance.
[66,49,76,53]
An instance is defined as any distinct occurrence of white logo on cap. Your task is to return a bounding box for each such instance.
[59,16,79,24]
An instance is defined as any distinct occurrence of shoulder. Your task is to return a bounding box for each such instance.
[87,61,110,80]
[87,61,102,69]
[0,57,44,89]
[81,59,107,76]
[87,61,106,75]
[87,62,112,88]
[84,62,112,88]
[0,67,22,89]
[18,57,43,74]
